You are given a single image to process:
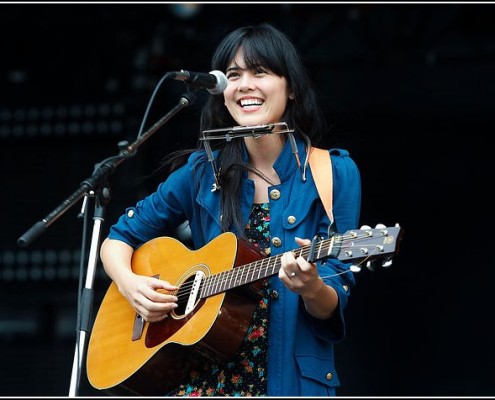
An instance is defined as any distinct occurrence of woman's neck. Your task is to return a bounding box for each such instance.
[244,133,284,203]
[244,132,285,170]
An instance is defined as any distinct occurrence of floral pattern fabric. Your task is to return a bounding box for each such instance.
[169,203,272,397]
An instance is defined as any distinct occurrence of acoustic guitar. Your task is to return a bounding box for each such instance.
[86,224,403,395]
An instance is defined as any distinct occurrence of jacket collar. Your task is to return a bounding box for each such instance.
[273,134,308,183]
[238,134,308,183]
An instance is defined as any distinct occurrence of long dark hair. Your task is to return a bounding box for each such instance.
[161,23,328,235]
[201,23,326,142]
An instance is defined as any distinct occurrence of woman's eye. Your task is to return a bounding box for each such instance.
[255,68,268,75]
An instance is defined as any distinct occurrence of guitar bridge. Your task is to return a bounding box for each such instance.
[132,314,145,341]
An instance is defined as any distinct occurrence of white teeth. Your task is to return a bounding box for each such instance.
[240,99,263,107]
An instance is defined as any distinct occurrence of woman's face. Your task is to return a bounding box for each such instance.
[223,49,293,127]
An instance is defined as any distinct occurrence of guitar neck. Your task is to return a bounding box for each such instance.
[199,224,402,299]
[200,235,342,298]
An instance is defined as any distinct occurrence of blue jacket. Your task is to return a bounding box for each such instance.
[108,136,361,396]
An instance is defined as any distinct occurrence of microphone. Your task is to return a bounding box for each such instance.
[170,70,228,95]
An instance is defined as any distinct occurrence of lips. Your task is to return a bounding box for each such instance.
[238,98,264,108]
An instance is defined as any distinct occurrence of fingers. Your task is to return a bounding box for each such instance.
[279,237,319,290]
[294,236,312,247]
[280,248,314,277]
[279,250,305,283]
[131,276,179,322]
[146,277,179,302]
[147,276,179,292]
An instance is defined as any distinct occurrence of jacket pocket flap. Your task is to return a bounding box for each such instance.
[295,354,340,387]
[282,191,320,230]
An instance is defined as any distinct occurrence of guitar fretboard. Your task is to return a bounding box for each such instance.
[200,235,342,298]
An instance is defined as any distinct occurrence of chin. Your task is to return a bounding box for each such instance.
[237,117,269,127]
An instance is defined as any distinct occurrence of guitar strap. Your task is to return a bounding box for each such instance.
[308,147,334,224]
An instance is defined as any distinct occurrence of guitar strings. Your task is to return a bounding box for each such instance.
[173,232,383,301]
[170,231,386,303]
[173,251,377,303]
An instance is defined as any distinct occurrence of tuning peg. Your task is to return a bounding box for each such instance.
[381,258,393,268]
[375,223,386,229]
[350,265,362,273]
[360,224,371,230]
[365,260,377,272]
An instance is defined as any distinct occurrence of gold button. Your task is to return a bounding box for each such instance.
[287,215,296,224]
[272,237,282,247]
[270,290,279,299]
[343,285,349,292]
[270,189,281,200]
[326,372,333,381]
[127,209,134,218]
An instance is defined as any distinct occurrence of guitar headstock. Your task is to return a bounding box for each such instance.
[338,223,404,272]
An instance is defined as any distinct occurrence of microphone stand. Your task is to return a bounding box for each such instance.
[17,91,196,397]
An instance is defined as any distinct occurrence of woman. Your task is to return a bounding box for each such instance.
[99,23,361,396]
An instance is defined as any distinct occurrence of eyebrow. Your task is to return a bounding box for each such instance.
[226,66,242,73]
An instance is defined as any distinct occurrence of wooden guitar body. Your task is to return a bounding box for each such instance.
[86,233,264,395]
[86,225,403,395]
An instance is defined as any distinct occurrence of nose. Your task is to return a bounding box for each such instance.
[237,73,255,91]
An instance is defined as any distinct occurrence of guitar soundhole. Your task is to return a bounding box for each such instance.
[146,271,206,348]
[173,274,197,317]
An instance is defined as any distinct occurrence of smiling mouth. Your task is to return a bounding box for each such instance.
[239,99,264,108]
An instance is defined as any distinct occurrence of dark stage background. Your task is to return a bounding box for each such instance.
[1,3,493,397]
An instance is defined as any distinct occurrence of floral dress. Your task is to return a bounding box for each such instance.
[168,203,272,396]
